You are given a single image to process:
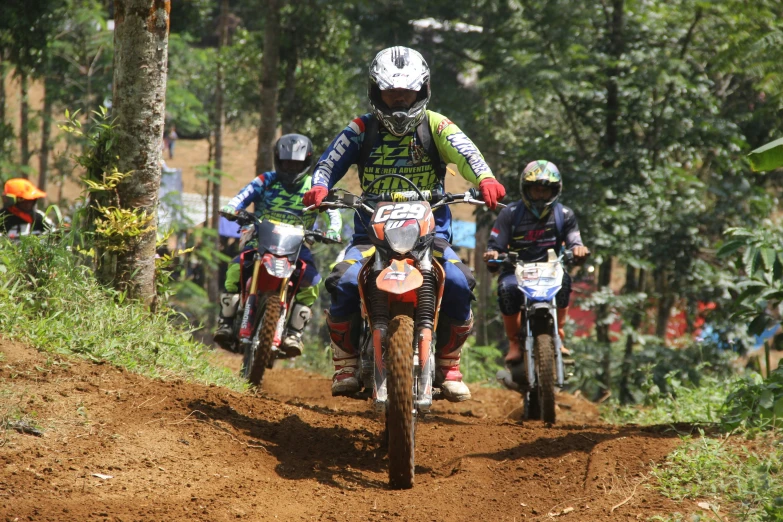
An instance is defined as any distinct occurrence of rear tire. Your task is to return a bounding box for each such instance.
[534,332,556,424]
[247,293,280,387]
[386,314,415,489]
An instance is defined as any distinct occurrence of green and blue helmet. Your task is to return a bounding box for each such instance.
[520,160,562,217]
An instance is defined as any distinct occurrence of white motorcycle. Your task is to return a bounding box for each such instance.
[492,248,577,424]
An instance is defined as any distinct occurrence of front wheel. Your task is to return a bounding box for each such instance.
[386,314,415,489]
[534,332,556,424]
[244,293,280,387]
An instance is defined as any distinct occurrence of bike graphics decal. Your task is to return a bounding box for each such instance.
[376,259,424,295]
[372,202,427,223]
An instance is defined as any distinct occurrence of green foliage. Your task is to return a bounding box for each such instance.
[570,333,741,405]
[650,430,783,522]
[166,34,216,138]
[58,106,119,188]
[718,224,783,336]
[461,343,504,384]
[0,235,244,390]
[292,337,333,377]
[749,137,783,172]
[722,368,783,430]
[602,369,736,426]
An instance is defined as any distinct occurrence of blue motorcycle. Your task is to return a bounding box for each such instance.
[492,249,576,424]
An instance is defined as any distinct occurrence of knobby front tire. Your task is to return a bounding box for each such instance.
[248,293,280,387]
[534,332,556,424]
[386,314,415,489]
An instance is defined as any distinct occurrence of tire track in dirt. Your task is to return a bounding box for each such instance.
[1,341,695,521]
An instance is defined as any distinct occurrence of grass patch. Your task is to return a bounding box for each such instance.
[650,430,783,521]
[0,236,245,391]
[288,339,334,377]
[602,371,737,426]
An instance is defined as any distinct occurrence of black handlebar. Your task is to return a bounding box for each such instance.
[489,249,585,266]
[220,210,341,245]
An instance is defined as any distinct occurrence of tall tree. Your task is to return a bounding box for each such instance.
[208,0,230,307]
[255,0,280,174]
[0,61,10,160]
[111,0,170,304]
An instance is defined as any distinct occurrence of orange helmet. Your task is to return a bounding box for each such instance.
[3,178,46,201]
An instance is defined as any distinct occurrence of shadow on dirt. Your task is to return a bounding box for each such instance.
[470,422,708,463]
[189,398,389,489]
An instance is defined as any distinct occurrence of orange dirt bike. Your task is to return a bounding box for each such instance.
[311,174,499,489]
[220,209,341,386]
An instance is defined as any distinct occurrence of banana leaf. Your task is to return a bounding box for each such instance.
[748,137,783,172]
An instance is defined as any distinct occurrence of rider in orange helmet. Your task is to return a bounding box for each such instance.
[0,178,53,238]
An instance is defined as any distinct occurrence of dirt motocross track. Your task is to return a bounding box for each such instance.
[1,340,695,521]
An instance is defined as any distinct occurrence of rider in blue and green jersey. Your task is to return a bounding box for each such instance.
[303,46,507,402]
[215,134,342,357]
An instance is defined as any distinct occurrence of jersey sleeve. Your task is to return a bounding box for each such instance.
[487,204,514,252]
[312,116,365,189]
[561,206,584,249]
[428,111,495,185]
[228,172,275,210]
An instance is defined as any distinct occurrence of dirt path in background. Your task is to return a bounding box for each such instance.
[1,340,695,521]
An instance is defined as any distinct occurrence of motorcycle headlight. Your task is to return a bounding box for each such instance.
[385,220,421,254]
[264,256,294,278]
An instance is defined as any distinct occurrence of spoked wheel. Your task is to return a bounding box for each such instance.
[534,332,556,424]
[386,314,415,489]
[245,292,280,387]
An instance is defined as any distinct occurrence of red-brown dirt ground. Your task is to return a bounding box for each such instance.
[1,340,697,521]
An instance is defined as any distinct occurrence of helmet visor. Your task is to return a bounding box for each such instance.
[279,160,308,176]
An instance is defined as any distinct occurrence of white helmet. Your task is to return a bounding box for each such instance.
[368,46,431,136]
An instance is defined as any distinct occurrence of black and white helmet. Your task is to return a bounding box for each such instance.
[274,134,314,190]
[368,46,431,136]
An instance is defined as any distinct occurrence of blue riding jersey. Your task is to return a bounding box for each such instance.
[228,172,341,232]
[312,111,496,241]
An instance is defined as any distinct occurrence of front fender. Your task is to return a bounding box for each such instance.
[375,259,423,295]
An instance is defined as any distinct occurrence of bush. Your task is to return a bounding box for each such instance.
[722,367,783,430]
[0,235,244,390]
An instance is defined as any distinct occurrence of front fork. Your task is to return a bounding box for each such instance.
[367,252,437,415]
[238,256,289,347]
[371,330,435,415]
[524,302,565,389]
[238,257,263,341]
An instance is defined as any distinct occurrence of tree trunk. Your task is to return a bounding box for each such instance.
[255,0,280,174]
[280,45,298,135]
[654,269,674,340]
[111,0,170,306]
[596,257,614,397]
[596,0,625,399]
[0,62,5,128]
[619,267,645,404]
[209,0,229,310]
[19,70,30,169]
[0,62,9,156]
[205,131,214,228]
[473,214,491,346]
[38,78,53,197]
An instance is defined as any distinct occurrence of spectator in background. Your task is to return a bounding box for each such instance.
[167,125,178,159]
[0,178,54,238]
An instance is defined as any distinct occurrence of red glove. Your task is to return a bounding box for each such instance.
[303,186,328,208]
[479,178,506,210]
